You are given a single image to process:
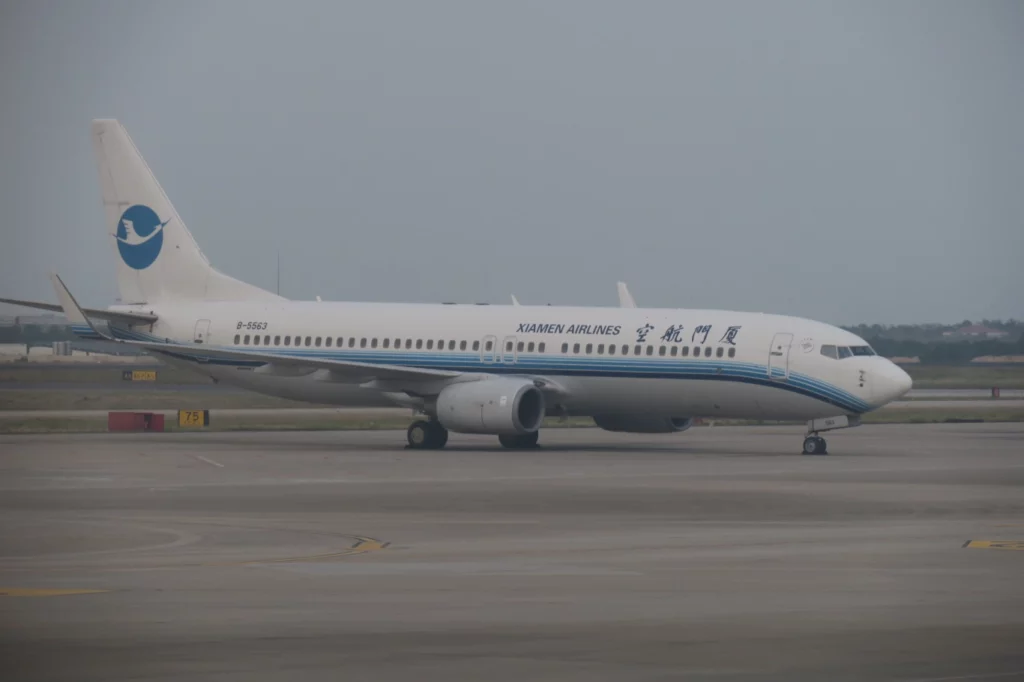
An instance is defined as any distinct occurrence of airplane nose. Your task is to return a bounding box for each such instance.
[872,361,913,405]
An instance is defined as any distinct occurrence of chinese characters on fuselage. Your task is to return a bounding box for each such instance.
[514,321,742,348]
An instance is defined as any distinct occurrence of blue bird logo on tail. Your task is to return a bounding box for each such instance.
[115,205,168,269]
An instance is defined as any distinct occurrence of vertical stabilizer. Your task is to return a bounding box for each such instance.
[91,119,281,303]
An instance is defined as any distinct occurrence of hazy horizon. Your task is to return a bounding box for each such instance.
[2,1,1021,326]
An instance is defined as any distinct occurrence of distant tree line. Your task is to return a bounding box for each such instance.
[863,335,1024,364]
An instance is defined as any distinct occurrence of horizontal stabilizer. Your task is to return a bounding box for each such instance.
[0,295,157,325]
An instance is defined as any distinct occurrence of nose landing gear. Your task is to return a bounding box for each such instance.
[801,415,861,455]
[802,435,828,455]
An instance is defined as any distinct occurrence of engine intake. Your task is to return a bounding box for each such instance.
[436,377,545,435]
[592,415,694,434]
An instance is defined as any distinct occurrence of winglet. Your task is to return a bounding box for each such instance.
[617,281,637,308]
[49,273,113,341]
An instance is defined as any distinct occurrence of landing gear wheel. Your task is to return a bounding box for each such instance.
[802,436,828,455]
[498,431,540,449]
[407,420,448,449]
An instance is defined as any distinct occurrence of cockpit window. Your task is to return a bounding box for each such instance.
[850,345,876,356]
[820,344,838,360]
[837,346,853,359]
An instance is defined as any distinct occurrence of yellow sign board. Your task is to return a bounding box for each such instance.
[178,409,210,428]
[964,540,1024,551]
[129,370,157,381]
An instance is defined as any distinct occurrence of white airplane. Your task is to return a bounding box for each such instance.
[2,120,912,455]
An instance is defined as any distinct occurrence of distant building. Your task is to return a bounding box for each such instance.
[942,324,1009,339]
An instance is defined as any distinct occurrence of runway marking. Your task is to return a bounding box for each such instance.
[0,588,109,597]
[899,670,1024,681]
[192,455,224,468]
[962,540,1024,551]
[205,535,389,566]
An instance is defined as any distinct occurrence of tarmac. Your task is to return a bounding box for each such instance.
[1,424,1023,681]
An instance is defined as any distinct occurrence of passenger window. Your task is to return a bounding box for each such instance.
[416,339,423,349]
[716,347,723,358]
[253,335,260,346]
[704,346,712,357]
[325,337,332,347]
[527,342,535,352]
[670,346,677,357]
[449,340,456,350]
[383,339,390,349]
[485,340,493,351]
[585,343,593,354]
[573,343,581,354]
[438,340,445,350]
[274,335,281,345]
[538,342,546,353]
[395,339,401,349]
[348,338,356,348]
[608,344,616,355]
[681,346,688,356]
[728,347,736,358]
[838,346,853,359]
[427,340,434,349]
[304,336,312,347]
[820,344,838,360]
[315,337,322,347]
[234,334,240,344]
[243,334,250,344]
[284,336,291,346]
[506,341,513,352]
[597,344,604,354]
[472,340,479,351]
[337,337,343,347]
[371,338,378,348]
[693,346,700,357]
[460,340,467,350]
[360,338,367,348]
[634,345,641,355]
[658,346,666,356]
[517,341,524,352]
[646,345,654,356]
[561,343,569,353]
[406,339,412,349]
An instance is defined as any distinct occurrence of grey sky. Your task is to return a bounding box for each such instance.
[2,1,1021,325]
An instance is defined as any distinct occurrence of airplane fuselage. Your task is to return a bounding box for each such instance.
[95,300,902,421]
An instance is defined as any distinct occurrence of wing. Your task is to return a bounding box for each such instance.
[48,272,460,385]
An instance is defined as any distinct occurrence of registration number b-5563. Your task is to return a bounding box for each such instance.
[237,321,268,331]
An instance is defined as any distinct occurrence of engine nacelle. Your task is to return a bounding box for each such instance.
[436,378,545,435]
[592,415,694,434]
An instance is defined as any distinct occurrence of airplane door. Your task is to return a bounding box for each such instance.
[501,335,518,364]
[194,319,211,344]
[481,335,497,363]
[768,332,793,380]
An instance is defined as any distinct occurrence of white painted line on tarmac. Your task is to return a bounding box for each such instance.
[193,455,224,468]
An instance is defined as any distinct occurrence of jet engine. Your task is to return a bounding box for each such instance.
[592,415,694,434]
[435,377,545,435]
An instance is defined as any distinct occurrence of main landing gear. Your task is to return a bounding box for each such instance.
[406,420,448,450]
[498,432,540,449]
[801,415,862,455]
